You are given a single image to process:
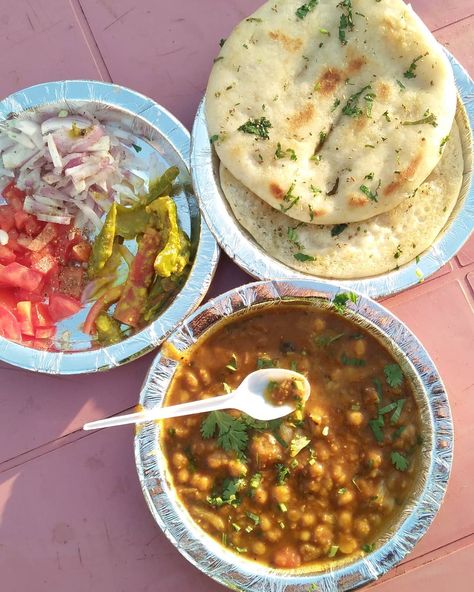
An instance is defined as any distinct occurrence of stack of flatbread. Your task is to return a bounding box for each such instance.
[205,0,463,278]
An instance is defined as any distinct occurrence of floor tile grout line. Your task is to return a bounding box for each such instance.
[68,0,113,82]
[432,12,474,33]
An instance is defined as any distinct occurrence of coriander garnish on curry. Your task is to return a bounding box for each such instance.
[162,304,422,569]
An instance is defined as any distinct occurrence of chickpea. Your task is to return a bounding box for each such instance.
[173,425,189,438]
[288,509,301,522]
[254,488,268,505]
[183,370,200,390]
[272,485,291,504]
[332,465,348,486]
[299,530,311,542]
[353,339,366,357]
[354,517,371,537]
[207,451,229,470]
[172,452,188,470]
[339,535,358,555]
[252,541,266,556]
[228,460,248,477]
[177,468,190,483]
[307,481,321,494]
[314,524,333,547]
[198,368,212,386]
[321,476,333,491]
[337,489,355,506]
[300,543,321,562]
[265,528,283,543]
[346,410,365,427]
[338,510,353,531]
[313,442,330,461]
[308,461,324,479]
[366,449,383,470]
[190,473,212,492]
[301,513,316,527]
[321,512,335,525]
[260,515,272,531]
[314,318,326,331]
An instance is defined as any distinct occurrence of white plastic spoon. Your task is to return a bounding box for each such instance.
[83,368,310,431]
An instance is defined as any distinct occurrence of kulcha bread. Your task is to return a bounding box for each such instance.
[206,0,457,225]
[219,121,463,279]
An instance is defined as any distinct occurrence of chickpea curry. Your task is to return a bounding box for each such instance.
[162,303,422,569]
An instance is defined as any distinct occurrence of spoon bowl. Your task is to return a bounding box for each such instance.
[83,368,310,430]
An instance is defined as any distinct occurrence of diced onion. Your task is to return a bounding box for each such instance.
[46,134,63,168]
[0,229,8,246]
[36,213,71,224]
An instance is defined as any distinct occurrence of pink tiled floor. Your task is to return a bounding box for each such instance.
[0,1,473,591]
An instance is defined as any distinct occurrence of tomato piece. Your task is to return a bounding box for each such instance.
[0,304,22,341]
[70,241,92,263]
[28,223,59,252]
[16,235,32,250]
[59,266,84,298]
[0,245,16,265]
[0,287,17,311]
[0,205,15,232]
[33,302,53,327]
[2,182,25,212]
[34,326,56,339]
[24,216,44,237]
[48,293,82,322]
[16,301,35,336]
[0,262,43,292]
[14,210,29,232]
[14,289,43,304]
[31,253,58,277]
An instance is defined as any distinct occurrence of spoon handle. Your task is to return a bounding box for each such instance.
[83,392,235,431]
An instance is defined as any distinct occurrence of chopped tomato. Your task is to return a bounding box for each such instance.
[0,205,15,232]
[16,235,32,249]
[0,304,22,341]
[14,289,43,304]
[27,223,58,252]
[14,211,44,236]
[0,262,43,292]
[70,241,92,263]
[0,246,16,265]
[48,293,81,322]
[59,266,84,298]
[0,287,17,311]
[31,253,58,277]
[34,326,56,339]
[16,301,34,336]
[2,182,25,212]
[33,303,53,327]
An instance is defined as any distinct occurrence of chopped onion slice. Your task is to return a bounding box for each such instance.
[75,199,103,230]
[36,213,71,224]
[46,134,63,168]
[0,229,8,246]
[41,116,91,135]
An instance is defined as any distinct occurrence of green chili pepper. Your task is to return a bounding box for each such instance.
[147,196,190,277]
[95,313,123,345]
[88,203,117,277]
[115,204,150,240]
[145,166,180,205]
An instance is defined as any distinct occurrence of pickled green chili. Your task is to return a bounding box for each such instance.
[95,313,123,345]
[88,202,117,277]
[145,166,179,205]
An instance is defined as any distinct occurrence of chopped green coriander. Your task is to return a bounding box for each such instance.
[331,98,341,111]
[382,110,391,122]
[209,134,219,144]
[391,451,409,471]
[328,545,339,558]
[394,244,402,259]
[278,502,288,512]
[384,363,404,388]
[287,226,301,246]
[256,357,277,369]
[403,111,438,127]
[338,0,354,45]
[290,434,311,457]
[226,353,238,372]
[364,172,374,180]
[332,291,358,313]
[294,252,315,262]
[342,85,372,117]
[276,464,290,485]
[275,142,297,160]
[310,185,322,194]
[132,143,142,153]
[392,425,406,441]
[207,476,245,508]
[280,183,300,213]
[341,353,366,367]
[313,332,345,347]
[362,543,376,553]
[249,472,262,489]
[246,511,260,525]
[222,382,232,394]
[201,412,248,457]
[232,523,241,531]
[296,0,319,20]
[404,53,428,79]
[359,179,381,202]
[390,399,406,424]
[331,223,348,237]
[338,487,348,495]
[238,117,272,139]
[396,79,406,90]
[290,360,298,372]
[369,415,385,443]
[439,135,449,154]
